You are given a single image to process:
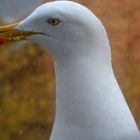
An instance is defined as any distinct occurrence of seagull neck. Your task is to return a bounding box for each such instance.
[54,49,114,118]
[51,44,139,139]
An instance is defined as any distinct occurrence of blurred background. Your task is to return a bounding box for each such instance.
[0,0,140,140]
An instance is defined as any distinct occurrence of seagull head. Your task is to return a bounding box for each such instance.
[0,1,108,58]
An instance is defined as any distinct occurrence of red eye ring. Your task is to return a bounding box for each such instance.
[47,18,60,26]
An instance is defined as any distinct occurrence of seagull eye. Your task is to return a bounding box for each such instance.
[47,18,60,26]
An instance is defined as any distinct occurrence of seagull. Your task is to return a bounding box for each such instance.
[0,1,140,140]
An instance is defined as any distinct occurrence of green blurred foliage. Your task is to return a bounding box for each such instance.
[0,43,55,140]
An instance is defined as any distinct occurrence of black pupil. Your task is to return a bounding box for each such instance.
[48,18,59,25]
[47,18,60,26]
[51,19,56,24]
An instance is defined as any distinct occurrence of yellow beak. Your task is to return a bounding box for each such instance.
[0,22,38,44]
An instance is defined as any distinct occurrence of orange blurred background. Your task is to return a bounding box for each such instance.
[0,0,139,140]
